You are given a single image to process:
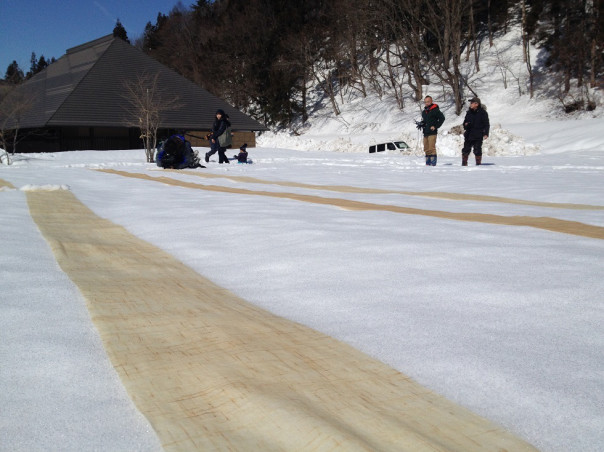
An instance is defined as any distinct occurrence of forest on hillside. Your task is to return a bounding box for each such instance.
[3,0,603,127]
[136,0,602,126]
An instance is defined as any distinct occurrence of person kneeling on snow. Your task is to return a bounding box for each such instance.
[234,143,249,163]
[156,134,204,169]
[462,97,490,166]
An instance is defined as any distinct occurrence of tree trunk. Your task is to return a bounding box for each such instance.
[590,38,597,88]
[470,2,480,71]
[488,0,494,47]
[521,0,534,98]
[11,129,18,154]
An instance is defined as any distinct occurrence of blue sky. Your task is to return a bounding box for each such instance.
[1,0,185,76]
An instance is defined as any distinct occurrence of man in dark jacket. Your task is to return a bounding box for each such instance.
[421,96,446,166]
[205,109,231,164]
[462,97,490,166]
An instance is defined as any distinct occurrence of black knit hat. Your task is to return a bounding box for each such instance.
[469,97,481,104]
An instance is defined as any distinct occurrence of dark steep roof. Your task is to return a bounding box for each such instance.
[3,35,266,131]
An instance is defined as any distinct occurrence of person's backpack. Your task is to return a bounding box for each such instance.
[218,125,233,148]
[182,141,203,168]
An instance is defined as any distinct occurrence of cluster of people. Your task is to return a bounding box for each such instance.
[156,109,250,169]
[419,95,490,166]
[158,100,491,170]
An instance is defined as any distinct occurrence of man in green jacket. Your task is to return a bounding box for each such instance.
[421,96,446,166]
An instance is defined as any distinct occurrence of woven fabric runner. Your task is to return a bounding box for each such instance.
[27,189,537,451]
[99,169,604,240]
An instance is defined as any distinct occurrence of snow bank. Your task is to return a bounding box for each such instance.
[19,184,70,191]
[258,123,539,157]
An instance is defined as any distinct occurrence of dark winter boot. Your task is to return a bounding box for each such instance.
[462,154,468,166]
[425,156,431,166]
[431,155,437,166]
[204,152,210,163]
[476,155,482,165]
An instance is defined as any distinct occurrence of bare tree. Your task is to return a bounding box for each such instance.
[379,0,471,113]
[493,42,525,95]
[587,0,602,88]
[423,0,469,114]
[280,29,318,124]
[384,45,406,109]
[0,85,34,156]
[122,72,179,163]
[332,0,373,99]
[311,59,342,116]
[0,149,10,165]
[377,0,429,103]
[487,0,494,47]
[520,0,534,98]
[467,1,480,72]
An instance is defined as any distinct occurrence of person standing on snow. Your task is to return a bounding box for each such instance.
[461,97,490,166]
[421,96,445,166]
[205,109,231,164]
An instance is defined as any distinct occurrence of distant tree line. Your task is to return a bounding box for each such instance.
[135,0,601,125]
[4,53,55,84]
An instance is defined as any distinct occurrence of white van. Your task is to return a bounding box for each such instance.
[368,141,410,153]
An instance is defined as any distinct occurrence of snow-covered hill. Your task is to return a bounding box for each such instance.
[259,27,602,158]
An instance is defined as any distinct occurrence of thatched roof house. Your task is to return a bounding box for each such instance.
[1,35,266,152]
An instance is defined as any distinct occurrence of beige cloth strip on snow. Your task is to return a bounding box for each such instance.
[27,189,538,451]
[177,169,604,211]
[100,169,604,240]
[0,178,15,189]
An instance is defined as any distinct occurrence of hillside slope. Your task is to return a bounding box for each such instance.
[259,27,603,157]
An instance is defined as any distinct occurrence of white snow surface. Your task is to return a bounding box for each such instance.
[2,120,604,452]
[2,29,604,452]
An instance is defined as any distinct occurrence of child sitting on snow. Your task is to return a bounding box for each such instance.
[235,143,249,163]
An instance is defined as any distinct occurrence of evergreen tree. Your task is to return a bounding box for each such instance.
[4,61,24,84]
[37,55,49,73]
[113,19,130,43]
[192,0,212,19]
[142,13,168,51]
[29,52,38,77]
[24,52,51,79]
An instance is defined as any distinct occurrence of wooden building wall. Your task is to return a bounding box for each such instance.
[185,131,256,149]
[12,128,256,153]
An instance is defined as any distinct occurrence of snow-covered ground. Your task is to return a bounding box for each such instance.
[2,117,604,452]
[2,27,604,452]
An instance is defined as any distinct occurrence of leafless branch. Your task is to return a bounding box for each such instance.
[122,72,179,162]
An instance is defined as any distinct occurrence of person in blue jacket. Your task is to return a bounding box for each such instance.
[156,134,202,169]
